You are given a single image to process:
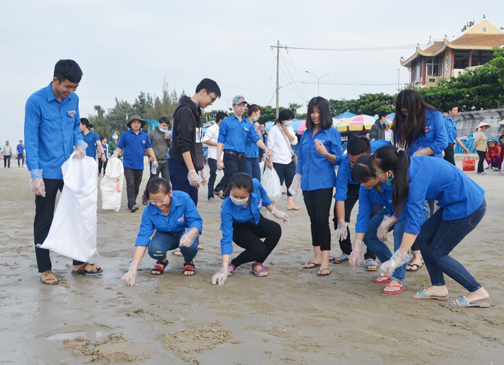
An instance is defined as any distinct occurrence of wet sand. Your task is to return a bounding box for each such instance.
[1,158,503,364]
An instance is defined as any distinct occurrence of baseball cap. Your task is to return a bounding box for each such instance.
[232,95,247,105]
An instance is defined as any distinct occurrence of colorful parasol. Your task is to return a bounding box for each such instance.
[336,114,376,132]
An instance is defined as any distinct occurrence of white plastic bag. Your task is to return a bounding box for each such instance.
[259,161,265,181]
[262,167,282,203]
[40,154,98,262]
[100,158,124,212]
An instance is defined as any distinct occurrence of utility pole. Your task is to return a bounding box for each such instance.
[397,69,400,91]
[276,40,280,119]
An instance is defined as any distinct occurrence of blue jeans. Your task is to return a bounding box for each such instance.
[147,230,199,264]
[417,200,486,292]
[363,209,407,284]
[245,158,261,182]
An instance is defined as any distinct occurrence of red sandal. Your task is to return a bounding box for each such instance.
[382,284,405,295]
[373,275,391,284]
[183,262,196,276]
[151,259,168,275]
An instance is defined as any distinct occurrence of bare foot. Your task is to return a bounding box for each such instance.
[412,285,449,299]
[451,287,489,305]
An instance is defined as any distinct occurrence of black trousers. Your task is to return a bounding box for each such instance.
[334,183,377,260]
[477,150,486,173]
[273,161,295,197]
[443,144,455,165]
[214,153,246,193]
[4,155,11,167]
[207,158,217,198]
[17,155,24,167]
[231,214,281,268]
[34,179,84,272]
[98,159,108,174]
[303,188,333,251]
[124,167,143,209]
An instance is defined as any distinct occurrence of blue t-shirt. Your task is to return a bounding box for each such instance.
[16,144,25,155]
[244,119,260,159]
[408,109,448,158]
[218,115,261,154]
[82,131,100,158]
[444,115,458,144]
[117,129,152,170]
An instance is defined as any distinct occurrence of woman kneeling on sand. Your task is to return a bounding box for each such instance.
[212,173,289,285]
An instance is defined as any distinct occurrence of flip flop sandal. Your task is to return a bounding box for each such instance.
[40,270,59,285]
[412,289,449,301]
[365,260,379,271]
[450,296,490,308]
[130,205,139,213]
[151,259,168,275]
[373,275,391,284]
[302,261,321,269]
[171,249,183,257]
[250,262,268,277]
[332,253,349,264]
[317,268,332,276]
[382,284,405,295]
[183,262,196,276]
[74,262,103,276]
[208,197,216,203]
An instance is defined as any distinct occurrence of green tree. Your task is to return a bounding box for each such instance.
[88,105,110,138]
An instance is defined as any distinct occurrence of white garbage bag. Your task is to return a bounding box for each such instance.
[40,154,98,262]
[262,167,282,203]
[100,158,124,212]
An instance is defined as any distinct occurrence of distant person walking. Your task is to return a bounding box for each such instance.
[3,141,12,168]
[98,136,108,177]
[202,111,227,202]
[474,122,491,174]
[80,118,106,161]
[16,140,25,167]
[369,111,387,141]
[443,104,470,165]
[108,131,121,159]
[244,104,264,182]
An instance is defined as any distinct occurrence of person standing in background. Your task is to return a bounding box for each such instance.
[474,122,491,175]
[98,136,108,177]
[244,104,264,182]
[384,122,394,142]
[16,140,25,167]
[258,123,268,161]
[369,111,387,141]
[3,141,12,168]
[203,111,227,203]
[80,118,106,161]
[443,104,470,165]
[108,131,121,159]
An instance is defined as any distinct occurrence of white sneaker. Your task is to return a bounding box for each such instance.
[479,172,486,175]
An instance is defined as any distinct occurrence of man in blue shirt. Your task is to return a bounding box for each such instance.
[16,140,25,167]
[111,115,156,212]
[443,104,470,165]
[80,118,106,161]
[24,59,103,285]
[215,96,271,196]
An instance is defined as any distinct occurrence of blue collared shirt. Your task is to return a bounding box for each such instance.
[83,131,100,158]
[408,109,448,158]
[217,115,261,154]
[117,129,152,169]
[444,115,458,143]
[244,118,260,158]
[135,191,203,246]
[24,83,85,179]
[295,127,342,191]
[219,179,272,255]
[405,156,485,235]
[16,144,24,155]
[355,183,405,233]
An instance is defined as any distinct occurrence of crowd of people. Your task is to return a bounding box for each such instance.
[21,59,495,309]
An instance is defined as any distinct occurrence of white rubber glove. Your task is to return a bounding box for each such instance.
[111,150,120,159]
[122,261,139,286]
[349,239,364,269]
[211,266,230,286]
[288,173,302,201]
[73,145,86,159]
[377,214,396,242]
[187,169,200,188]
[380,249,409,277]
[332,219,348,241]
[268,206,290,223]
[200,169,208,186]
[179,227,199,248]
[29,169,46,197]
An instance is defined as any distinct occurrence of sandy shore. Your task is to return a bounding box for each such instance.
[0,158,503,365]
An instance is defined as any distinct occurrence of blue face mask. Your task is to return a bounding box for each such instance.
[112,135,118,140]
[159,128,167,133]
[386,172,395,187]
[253,117,258,122]
[284,120,292,127]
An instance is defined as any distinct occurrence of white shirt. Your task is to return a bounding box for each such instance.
[202,123,222,160]
[384,129,394,142]
[266,124,298,164]
[2,145,12,155]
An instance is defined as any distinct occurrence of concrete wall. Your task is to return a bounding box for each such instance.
[453,109,504,137]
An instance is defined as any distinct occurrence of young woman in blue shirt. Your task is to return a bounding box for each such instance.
[122,178,203,285]
[373,145,489,307]
[290,97,342,276]
[212,173,289,285]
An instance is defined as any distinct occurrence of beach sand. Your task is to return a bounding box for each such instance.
[0,158,503,364]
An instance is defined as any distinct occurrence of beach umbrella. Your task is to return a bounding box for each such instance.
[333,111,357,119]
[296,120,307,134]
[291,119,303,133]
[265,121,274,131]
[336,114,376,132]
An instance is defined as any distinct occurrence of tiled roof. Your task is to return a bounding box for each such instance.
[450,34,504,47]
[422,41,444,53]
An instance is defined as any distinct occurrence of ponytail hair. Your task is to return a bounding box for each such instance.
[373,145,410,217]
[351,154,374,183]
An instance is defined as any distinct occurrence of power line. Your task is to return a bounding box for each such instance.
[280,52,309,101]
[286,50,312,97]
[284,45,417,52]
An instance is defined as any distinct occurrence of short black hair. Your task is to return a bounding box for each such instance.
[347,135,371,156]
[54,59,83,83]
[80,118,90,128]
[447,103,458,112]
[216,111,228,123]
[19,140,23,142]
[378,111,389,120]
[159,117,170,126]
[100,136,106,141]
[89,124,94,129]
[226,172,254,196]
[247,104,263,117]
[276,109,295,124]
[195,78,221,98]
[306,97,333,131]
[351,154,375,183]
[144,178,172,201]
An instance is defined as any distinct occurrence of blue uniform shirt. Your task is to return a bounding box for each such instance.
[244,118,260,158]
[135,191,203,246]
[24,83,85,179]
[444,115,458,144]
[405,156,485,235]
[117,129,152,169]
[218,115,261,154]
[16,144,24,155]
[355,183,405,234]
[295,127,342,191]
[83,131,100,158]
[334,140,391,201]
[219,179,272,255]
[408,109,448,158]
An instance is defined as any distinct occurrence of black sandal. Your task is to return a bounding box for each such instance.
[151,259,168,275]
[183,262,196,276]
[74,262,103,275]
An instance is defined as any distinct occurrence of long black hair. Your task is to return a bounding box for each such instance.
[224,172,254,196]
[373,145,410,217]
[144,178,172,201]
[306,96,333,131]
[392,89,437,152]
[351,154,374,183]
[275,109,294,125]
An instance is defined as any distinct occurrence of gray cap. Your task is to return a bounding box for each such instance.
[232,95,247,105]
[127,115,146,128]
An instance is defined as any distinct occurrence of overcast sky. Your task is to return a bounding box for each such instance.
[1,0,503,143]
